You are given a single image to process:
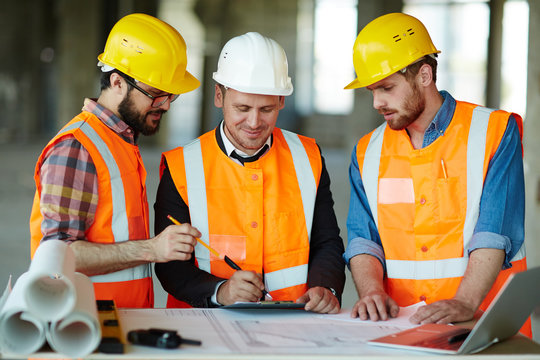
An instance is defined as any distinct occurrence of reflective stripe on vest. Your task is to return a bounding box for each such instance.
[183,131,316,290]
[281,129,317,240]
[91,263,151,283]
[264,264,309,291]
[62,121,129,242]
[183,139,211,273]
[362,123,386,226]
[363,107,522,280]
[60,121,151,283]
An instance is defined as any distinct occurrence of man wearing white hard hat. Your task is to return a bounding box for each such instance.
[343,13,528,335]
[154,32,345,313]
[30,13,201,308]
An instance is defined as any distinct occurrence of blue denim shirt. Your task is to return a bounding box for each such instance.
[344,91,525,271]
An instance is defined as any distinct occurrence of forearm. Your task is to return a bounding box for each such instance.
[454,248,505,310]
[71,222,199,276]
[307,155,346,295]
[70,239,155,275]
[350,254,385,297]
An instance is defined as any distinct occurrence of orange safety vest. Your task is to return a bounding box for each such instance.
[30,112,154,308]
[163,128,322,307]
[356,101,529,336]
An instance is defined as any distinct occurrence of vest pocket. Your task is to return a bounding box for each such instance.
[209,234,247,262]
[436,177,461,221]
[208,234,247,278]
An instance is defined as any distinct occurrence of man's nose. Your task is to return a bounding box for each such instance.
[372,92,385,110]
[246,110,261,128]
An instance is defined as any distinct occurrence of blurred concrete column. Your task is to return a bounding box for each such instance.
[486,0,504,109]
[158,0,205,148]
[524,0,540,268]
[56,0,102,131]
[344,0,402,152]
[0,1,56,143]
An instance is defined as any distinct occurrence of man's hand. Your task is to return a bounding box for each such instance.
[349,254,398,321]
[151,224,200,262]
[351,290,399,321]
[217,271,265,305]
[409,299,476,325]
[296,286,340,314]
[410,248,505,325]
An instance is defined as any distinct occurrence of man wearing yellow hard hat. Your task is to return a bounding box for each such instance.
[154,32,345,313]
[343,13,529,336]
[29,13,201,308]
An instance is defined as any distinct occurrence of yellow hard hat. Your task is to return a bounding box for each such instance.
[345,13,440,89]
[97,13,200,95]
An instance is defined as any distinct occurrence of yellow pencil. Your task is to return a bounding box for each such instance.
[167,215,220,257]
[167,214,273,300]
[441,159,448,179]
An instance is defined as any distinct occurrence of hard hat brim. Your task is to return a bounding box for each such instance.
[344,78,361,90]
[98,54,200,95]
[172,71,201,95]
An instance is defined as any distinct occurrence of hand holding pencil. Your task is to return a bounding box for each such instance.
[167,215,272,302]
[150,217,200,262]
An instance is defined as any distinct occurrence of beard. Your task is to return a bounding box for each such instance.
[118,91,166,136]
[381,83,425,131]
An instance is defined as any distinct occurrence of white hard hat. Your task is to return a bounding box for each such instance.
[213,32,293,96]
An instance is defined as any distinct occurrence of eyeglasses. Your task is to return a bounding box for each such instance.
[122,76,179,108]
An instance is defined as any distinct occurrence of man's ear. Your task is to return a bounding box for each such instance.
[279,96,285,110]
[109,72,127,95]
[418,63,433,87]
[214,84,224,108]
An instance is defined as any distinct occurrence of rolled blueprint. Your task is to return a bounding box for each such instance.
[0,272,47,355]
[47,272,101,358]
[25,239,76,321]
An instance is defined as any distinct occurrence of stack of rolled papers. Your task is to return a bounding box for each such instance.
[0,240,101,357]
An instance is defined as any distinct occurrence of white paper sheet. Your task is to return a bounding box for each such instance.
[320,301,427,328]
[25,239,76,321]
[0,272,47,355]
[0,240,94,357]
[0,275,11,311]
[117,308,417,356]
[47,272,101,358]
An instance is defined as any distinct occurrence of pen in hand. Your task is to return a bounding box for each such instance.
[167,215,273,300]
[223,255,273,300]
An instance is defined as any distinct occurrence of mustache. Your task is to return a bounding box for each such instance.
[378,108,394,115]
[148,109,167,116]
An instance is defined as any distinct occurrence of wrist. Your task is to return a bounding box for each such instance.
[325,287,337,297]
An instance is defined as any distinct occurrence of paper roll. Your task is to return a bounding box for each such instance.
[0,272,47,355]
[25,239,76,321]
[47,272,101,357]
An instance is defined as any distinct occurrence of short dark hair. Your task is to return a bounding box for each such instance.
[400,55,438,84]
[100,69,135,91]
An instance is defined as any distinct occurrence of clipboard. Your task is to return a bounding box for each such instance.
[222,301,306,309]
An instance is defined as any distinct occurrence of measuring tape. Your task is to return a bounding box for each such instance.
[96,299,124,354]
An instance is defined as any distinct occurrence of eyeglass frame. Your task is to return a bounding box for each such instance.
[121,75,179,108]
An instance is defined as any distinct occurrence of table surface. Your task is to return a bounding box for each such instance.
[9,308,540,359]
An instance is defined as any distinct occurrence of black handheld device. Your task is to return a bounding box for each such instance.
[127,328,202,349]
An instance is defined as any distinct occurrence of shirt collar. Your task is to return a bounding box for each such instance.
[219,121,271,158]
[82,98,137,145]
[421,90,457,148]
[428,91,456,134]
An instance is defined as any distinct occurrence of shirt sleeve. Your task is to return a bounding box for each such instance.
[344,145,386,270]
[469,116,525,269]
[153,159,225,307]
[39,137,98,243]
[306,151,346,301]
